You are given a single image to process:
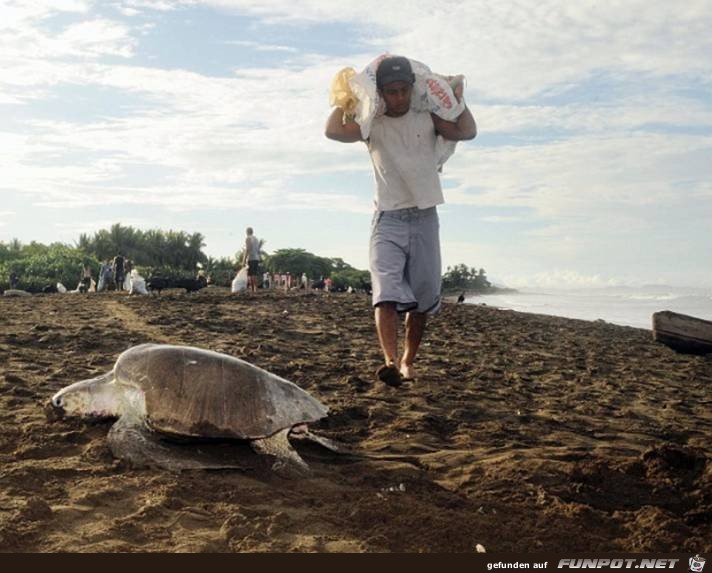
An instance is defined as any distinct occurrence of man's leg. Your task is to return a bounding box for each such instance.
[374,302,404,387]
[401,207,441,381]
[401,311,426,380]
[374,302,398,366]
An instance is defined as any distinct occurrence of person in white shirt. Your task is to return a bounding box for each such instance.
[325,55,476,387]
[243,227,261,293]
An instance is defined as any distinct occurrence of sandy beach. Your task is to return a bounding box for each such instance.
[0,289,710,552]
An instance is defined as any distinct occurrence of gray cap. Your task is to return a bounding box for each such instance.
[376,56,415,89]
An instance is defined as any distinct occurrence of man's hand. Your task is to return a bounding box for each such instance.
[448,75,465,103]
[431,75,476,141]
[325,108,363,143]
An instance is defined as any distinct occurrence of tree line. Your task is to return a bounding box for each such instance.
[1,224,492,294]
[1,224,371,292]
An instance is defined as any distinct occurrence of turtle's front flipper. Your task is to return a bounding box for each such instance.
[251,428,310,478]
[107,416,245,472]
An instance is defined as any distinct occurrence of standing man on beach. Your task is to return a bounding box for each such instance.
[112,253,125,292]
[325,56,477,387]
[243,227,261,293]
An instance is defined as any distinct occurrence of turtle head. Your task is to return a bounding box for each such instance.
[50,371,122,420]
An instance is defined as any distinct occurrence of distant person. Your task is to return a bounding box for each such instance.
[263,271,271,289]
[80,264,92,293]
[124,259,134,291]
[325,56,476,386]
[324,277,332,293]
[9,270,18,290]
[457,291,465,304]
[112,254,125,291]
[301,272,308,289]
[97,260,113,292]
[243,227,261,293]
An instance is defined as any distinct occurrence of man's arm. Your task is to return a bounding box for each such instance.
[432,108,477,141]
[324,108,363,143]
[431,79,477,141]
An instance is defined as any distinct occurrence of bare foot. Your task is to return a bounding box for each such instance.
[376,363,403,387]
[400,362,416,381]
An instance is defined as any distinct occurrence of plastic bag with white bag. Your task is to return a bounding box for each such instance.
[331,54,466,167]
[231,267,248,293]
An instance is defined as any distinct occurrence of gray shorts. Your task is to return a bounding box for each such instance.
[369,206,441,315]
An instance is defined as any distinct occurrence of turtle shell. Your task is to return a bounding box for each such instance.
[114,344,328,439]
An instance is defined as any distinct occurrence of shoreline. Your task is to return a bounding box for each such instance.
[442,286,518,303]
[452,287,712,331]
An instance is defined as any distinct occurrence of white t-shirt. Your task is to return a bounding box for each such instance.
[246,235,260,261]
[367,110,444,211]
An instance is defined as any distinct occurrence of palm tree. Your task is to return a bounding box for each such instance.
[186,232,208,270]
[9,238,22,253]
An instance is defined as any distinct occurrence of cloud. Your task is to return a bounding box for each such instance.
[224,40,298,53]
[119,0,179,12]
[196,0,712,100]
[479,216,522,224]
[0,210,14,229]
[0,0,92,30]
[444,133,712,214]
[56,19,136,58]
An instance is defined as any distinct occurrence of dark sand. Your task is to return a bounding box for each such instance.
[0,289,710,552]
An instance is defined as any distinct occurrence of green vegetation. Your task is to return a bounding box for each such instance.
[261,249,370,290]
[0,241,96,292]
[441,264,493,294]
[77,224,207,270]
[1,224,493,296]
[204,256,239,288]
[264,249,332,280]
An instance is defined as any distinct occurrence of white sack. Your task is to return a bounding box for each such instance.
[231,267,248,293]
[128,270,148,295]
[348,54,465,166]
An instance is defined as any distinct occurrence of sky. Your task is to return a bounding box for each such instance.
[1,0,711,288]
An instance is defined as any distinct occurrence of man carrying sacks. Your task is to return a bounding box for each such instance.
[325,55,477,387]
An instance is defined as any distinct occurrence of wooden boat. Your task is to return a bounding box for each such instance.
[652,310,712,355]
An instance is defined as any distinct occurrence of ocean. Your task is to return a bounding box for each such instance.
[465,286,712,329]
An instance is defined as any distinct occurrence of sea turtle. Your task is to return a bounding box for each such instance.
[49,343,343,476]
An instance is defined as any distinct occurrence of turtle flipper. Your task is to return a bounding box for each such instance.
[251,428,311,478]
[300,430,346,453]
[295,430,423,468]
[107,416,245,472]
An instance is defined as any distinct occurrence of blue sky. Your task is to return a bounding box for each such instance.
[1,0,711,288]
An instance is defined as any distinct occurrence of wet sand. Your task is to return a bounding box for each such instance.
[0,289,710,552]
